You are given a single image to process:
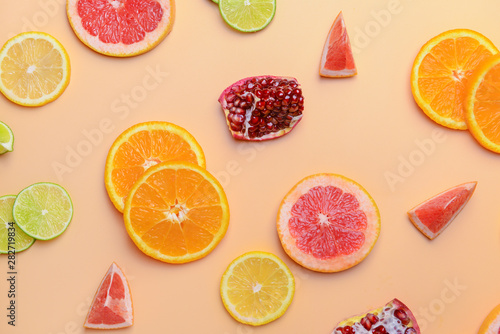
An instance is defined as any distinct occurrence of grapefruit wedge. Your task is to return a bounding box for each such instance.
[84,263,133,329]
[407,182,477,240]
[319,11,357,78]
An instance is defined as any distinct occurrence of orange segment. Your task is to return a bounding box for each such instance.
[411,29,498,130]
[123,161,230,263]
[104,122,206,212]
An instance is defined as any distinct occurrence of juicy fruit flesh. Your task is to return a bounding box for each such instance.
[218,0,276,33]
[77,0,164,45]
[87,271,127,325]
[221,76,304,140]
[289,185,367,259]
[0,196,34,254]
[0,122,13,153]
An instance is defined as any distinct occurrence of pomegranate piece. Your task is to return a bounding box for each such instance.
[218,75,304,141]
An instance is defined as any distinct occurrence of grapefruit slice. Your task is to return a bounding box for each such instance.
[331,298,421,334]
[67,0,175,57]
[84,262,133,329]
[478,303,500,334]
[277,173,380,273]
[407,181,476,240]
[319,11,357,78]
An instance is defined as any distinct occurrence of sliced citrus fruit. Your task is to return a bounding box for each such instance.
[12,182,73,241]
[0,121,14,154]
[105,121,206,212]
[407,181,476,240]
[0,195,35,254]
[123,161,229,263]
[84,262,133,329]
[465,53,500,153]
[67,0,175,57]
[319,11,357,78]
[220,251,294,326]
[411,29,498,129]
[0,32,70,107]
[331,298,421,334]
[277,173,380,273]
[478,303,500,334]
[219,0,276,33]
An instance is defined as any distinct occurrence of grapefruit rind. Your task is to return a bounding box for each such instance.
[277,173,380,273]
[407,181,476,240]
[84,262,133,329]
[66,0,175,57]
[478,303,500,334]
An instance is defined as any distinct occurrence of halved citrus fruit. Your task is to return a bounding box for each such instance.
[104,121,206,212]
[411,29,498,129]
[84,262,133,329]
[219,0,276,33]
[465,53,500,153]
[0,121,14,154]
[67,0,175,57]
[123,161,229,263]
[277,173,380,273]
[220,251,294,326]
[407,181,476,240]
[0,195,35,254]
[319,11,357,78]
[478,303,500,334]
[0,32,70,107]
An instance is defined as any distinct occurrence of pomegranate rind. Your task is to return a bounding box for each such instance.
[478,303,500,334]
[407,181,476,240]
[277,173,380,273]
[319,11,357,78]
[218,75,303,141]
[66,0,175,57]
[332,298,421,334]
[84,262,134,329]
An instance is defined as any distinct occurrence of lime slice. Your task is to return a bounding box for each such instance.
[0,195,35,254]
[0,121,14,154]
[212,0,219,3]
[13,183,73,240]
[219,0,276,32]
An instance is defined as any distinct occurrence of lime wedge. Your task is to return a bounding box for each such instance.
[0,195,35,254]
[13,183,73,240]
[219,0,276,32]
[0,121,14,154]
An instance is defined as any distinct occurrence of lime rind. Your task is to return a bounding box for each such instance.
[0,121,14,154]
[13,182,73,241]
[0,195,35,254]
[219,0,276,33]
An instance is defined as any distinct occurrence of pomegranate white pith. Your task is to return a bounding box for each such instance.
[218,75,304,141]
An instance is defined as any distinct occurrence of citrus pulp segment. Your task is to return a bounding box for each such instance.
[319,11,357,78]
[0,195,35,254]
[478,303,500,334]
[123,161,230,263]
[465,54,500,153]
[220,251,295,326]
[411,29,498,129]
[407,182,476,240]
[104,121,206,212]
[0,32,70,107]
[67,0,175,57]
[277,173,380,273]
[219,0,276,33]
[84,262,133,329]
[0,121,14,154]
[12,183,73,240]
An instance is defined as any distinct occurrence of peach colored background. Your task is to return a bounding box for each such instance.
[2,0,500,333]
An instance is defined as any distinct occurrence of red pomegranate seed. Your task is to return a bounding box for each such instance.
[260,78,269,87]
[360,317,372,330]
[234,98,241,107]
[340,326,354,334]
[233,114,245,125]
[256,101,266,110]
[235,108,245,115]
[226,93,236,102]
[245,94,253,103]
[394,308,410,325]
[255,90,263,98]
[250,116,260,125]
[404,328,417,334]
[366,313,379,324]
[372,325,387,334]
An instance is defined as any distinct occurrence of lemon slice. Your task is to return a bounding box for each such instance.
[220,251,295,326]
[219,0,276,33]
[0,121,14,154]
[0,32,70,107]
[0,195,35,254]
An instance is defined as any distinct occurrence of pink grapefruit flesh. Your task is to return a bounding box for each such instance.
[407,182,477,240]
[84,262,133,329]
[319,11,357,78]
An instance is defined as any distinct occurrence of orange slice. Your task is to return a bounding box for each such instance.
[277,173,380,273]
[319,11,357,78]
[84,262,133,329]
[411,29,498,129]
[478,303,500,334]
[104,121,206,212]
[465,54,500,153]
[123,161,230,263]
